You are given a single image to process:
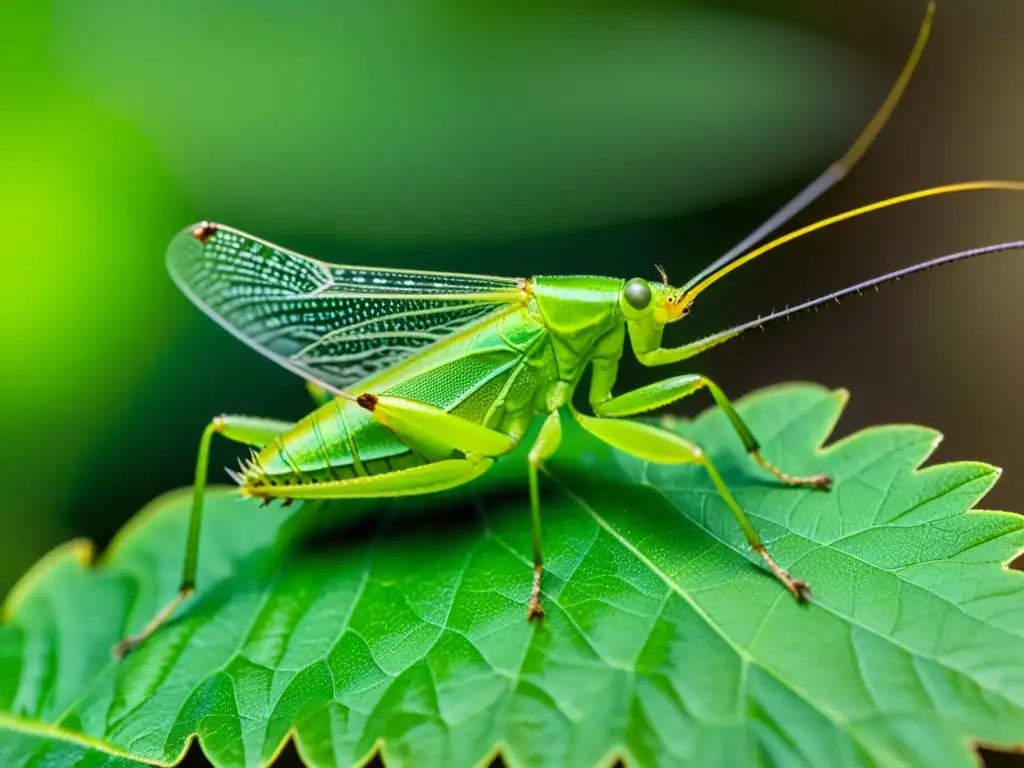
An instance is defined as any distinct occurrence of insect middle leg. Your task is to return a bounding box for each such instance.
[115,414,294,657]
[353,393,557,620]
[525,411,562,620]
[570,408,810,601]
[591,370,830,490]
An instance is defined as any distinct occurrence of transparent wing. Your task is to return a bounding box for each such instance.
[167,223,523,392]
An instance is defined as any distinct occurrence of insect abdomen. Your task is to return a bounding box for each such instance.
[242,305,552,496]
[242,398,424,493]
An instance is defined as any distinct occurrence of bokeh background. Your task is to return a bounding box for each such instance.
[2,1,1023,762]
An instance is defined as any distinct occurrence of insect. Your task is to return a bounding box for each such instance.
[116,3,1024,656]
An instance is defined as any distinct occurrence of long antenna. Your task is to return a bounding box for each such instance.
[673,240,1024,361]
[686,2,936,290]
[680,181,1024,298]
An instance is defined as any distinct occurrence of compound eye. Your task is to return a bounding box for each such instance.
[623,278,652,310]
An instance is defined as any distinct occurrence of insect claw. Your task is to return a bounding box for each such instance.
[792,580,812,603]
[527,563,545,621]
[754,544,811,604]
[225,468,244,486]
[806,473,832,491]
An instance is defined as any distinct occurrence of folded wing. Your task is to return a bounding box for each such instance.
[167,223,523,393]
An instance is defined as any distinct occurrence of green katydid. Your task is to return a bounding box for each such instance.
[115,3,1024,656]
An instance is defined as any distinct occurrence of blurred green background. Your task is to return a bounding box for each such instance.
[2,0,1022,628]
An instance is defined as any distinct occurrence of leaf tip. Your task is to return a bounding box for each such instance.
[2,538,95,622]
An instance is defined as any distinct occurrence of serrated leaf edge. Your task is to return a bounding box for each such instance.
[3,384,1024,768]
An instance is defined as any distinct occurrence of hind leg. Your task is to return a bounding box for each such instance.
[115,415,294,657]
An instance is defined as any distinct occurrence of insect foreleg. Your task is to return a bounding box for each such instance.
[114,414,294,658]
[569,409,810,602]
[592,372,830,490]
[526,411,562,621]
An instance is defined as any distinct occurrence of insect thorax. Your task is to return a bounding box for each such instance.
[529,275,624,380]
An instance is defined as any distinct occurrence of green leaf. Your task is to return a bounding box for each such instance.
[2,384,1023,768]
